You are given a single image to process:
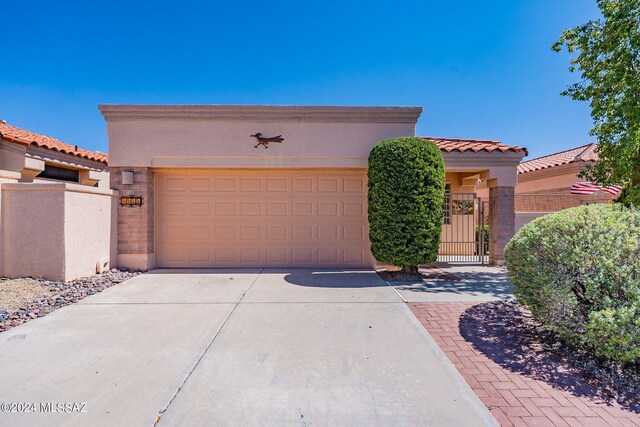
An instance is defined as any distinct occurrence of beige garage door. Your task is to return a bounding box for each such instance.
[155,170,372,268]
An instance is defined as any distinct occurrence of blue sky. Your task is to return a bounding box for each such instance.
[1,1,599,159]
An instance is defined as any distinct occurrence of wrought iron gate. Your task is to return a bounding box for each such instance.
[437,192,488,264]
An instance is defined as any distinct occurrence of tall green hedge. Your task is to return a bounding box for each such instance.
[367,137,445,271]
[505,204,640,363]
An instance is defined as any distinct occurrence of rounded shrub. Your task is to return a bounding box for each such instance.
[367,137,445,273]
[505,204,640,363]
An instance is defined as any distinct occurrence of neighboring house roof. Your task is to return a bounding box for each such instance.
[0,120,108,164]
[517,143,598,174]
[419,136,528,156]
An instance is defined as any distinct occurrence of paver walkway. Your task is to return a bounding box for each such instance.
[398,265,640,427]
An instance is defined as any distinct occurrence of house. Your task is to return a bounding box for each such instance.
[516,143,599,194]
[100,104,526,269]
[514,143,613,230]
[0,120,109,187]
[0,121,115,281]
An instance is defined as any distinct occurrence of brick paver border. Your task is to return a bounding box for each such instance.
[409,302,640,427]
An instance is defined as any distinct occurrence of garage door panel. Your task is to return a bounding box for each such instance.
[241,248,261,263]
[344,178,365,192]
[240,226,262,240]
[292,178,314,192]
[188,177,211,192]
[157,246,370,268]
[266,202,288,216]
[190,202,211,216]
[214,226,236,240]
[344,248,366,263]
[317,201,340,216]
[241,202,263,216]
[266,177,288,192]
[344,202,365,216]
[164,176,188,192]
[155,170,372,268]
[318,178,339,192]
[157,224,369,243]
[292,202,313,216]
[160,246,188,264]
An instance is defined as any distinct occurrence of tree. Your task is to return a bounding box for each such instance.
[553,0,640,205]
[367,137,445,275]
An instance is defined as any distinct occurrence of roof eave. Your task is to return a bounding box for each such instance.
[0,134,31,148]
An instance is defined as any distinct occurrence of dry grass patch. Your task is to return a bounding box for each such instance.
[0,279,50,312]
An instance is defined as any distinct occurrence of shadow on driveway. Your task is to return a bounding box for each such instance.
[394,267,514,301]
[397,279,513,299]
[146,268,391,289]
[283,270,388,288]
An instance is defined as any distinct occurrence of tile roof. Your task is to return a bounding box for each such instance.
[0,120,108,164]
[517,143,598,174]
[419,136,528,156]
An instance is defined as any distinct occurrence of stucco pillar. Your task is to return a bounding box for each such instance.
[110,167,155,271]
[488,186,515,266]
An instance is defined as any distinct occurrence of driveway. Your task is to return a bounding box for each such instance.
[0,269,495,426]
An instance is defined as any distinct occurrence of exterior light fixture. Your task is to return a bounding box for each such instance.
[120,196,143,207]
[122,170,134,185]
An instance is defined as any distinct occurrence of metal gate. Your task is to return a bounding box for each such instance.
[438,192,488,264]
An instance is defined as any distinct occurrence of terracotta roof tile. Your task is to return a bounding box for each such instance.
[419,136,528,156]
[517,143,597,174]
[0,120,108,165]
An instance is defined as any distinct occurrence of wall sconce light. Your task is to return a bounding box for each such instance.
[122,170,134,185]
[120,195,143,207]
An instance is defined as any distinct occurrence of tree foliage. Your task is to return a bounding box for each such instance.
[553,0,640,204]
[367,137,445,274]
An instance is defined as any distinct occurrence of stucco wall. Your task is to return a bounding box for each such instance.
[101,105,421,169]
[64,189,115,280]
[515,212,548,232]
[0,144,23,272]
[0,142,27,173]
[516,163,584,194]
[2,183,115,281]
[2,186,66,280]
[0,174,21,277]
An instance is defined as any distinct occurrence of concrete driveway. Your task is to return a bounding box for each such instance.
[0,269,496,426]
[392,264,514,303]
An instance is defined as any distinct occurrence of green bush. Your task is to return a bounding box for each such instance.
[367,137,445,273]
[505,204,640,363]
[617,185,640,207]
[475,225,489,255]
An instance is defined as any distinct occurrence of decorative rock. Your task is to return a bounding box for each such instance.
[0,269,140,333]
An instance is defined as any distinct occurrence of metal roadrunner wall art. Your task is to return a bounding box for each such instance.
[250,132,285,149]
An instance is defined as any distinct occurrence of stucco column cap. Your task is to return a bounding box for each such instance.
[98,104,423,123]
[2,182,115,196]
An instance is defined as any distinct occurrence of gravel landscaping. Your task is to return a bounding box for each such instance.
[0,269,140,333]
[0,279,51,312]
